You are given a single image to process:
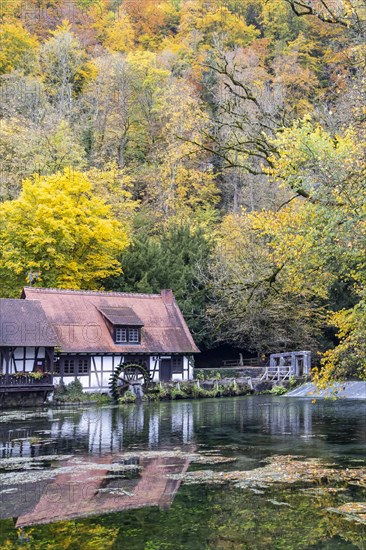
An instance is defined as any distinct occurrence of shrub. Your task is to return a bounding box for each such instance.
[66,379,84,398]
[180,382,193,396]
[170,387,188,400]
[92,393,113,405]
[191,382,202,399]
[118,390,137,404]
[269,385,288,395]
[289,376,297,387]
[146,384,169,400]
[53,379,84,402]
[53,381,67,400]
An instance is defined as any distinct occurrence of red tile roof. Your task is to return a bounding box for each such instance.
[21,288,199,354]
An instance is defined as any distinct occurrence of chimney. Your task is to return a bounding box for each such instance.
[161,289,174,305]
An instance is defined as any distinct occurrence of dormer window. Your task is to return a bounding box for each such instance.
[98,306,144,346]
[115,326,141,344]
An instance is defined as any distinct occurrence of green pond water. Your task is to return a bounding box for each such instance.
[0,396,365,549]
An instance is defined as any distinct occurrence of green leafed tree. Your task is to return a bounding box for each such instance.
[104,223,214,344]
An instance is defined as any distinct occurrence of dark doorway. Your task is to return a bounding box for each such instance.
[160,358,172,382]
[297,357,304,376]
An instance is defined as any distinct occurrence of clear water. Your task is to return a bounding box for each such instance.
[0,396,365,549]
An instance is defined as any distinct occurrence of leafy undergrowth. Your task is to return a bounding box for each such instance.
[141,381,251,403]
[53,380,112,405]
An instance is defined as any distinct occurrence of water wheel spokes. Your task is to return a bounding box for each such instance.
[109,363,151,402]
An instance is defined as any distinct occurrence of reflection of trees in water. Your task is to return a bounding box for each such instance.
[1,399,366,459]
[314,404,366,447]
[191,398,314,436]
[0,402,196,457]
[9,482,364,550]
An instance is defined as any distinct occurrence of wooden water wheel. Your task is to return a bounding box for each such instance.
[109,363,151,402]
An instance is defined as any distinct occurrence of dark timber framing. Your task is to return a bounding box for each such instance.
[0,288,199,394]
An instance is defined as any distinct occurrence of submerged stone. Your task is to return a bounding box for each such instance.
[167,454,366,496]
[327,503,366,524]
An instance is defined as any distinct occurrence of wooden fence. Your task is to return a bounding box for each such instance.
[0,374,53,387]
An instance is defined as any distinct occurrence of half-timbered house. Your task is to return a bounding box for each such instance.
[0,299,57,402]
[17,287,199,392]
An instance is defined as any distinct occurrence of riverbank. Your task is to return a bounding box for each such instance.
[285,381,366,399]
[118,377,296,404]
[119,379,250,403]
[0,377,301,409]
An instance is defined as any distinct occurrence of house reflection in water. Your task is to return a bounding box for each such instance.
[1,399,324,467]
[1,399,318,461]
[0,402,195,459]
[0,404,195,528]
[15,451,191,527]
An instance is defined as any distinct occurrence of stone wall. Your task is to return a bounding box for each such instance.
[0,390,51,408]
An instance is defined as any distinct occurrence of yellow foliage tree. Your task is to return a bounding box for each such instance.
[0,22,39,75]
[86,163,139,220]
[265,117,366,382]
[207,209,326,352]
[0,168,130,296]
[103,10,135,53]
[142,80,220,223]
[179,0,259,49]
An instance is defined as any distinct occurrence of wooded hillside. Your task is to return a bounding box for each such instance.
[1,0,365,382]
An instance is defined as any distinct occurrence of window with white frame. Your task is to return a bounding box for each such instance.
[128,328,140,343]
[115,327,127,343]
[114,326,141,344]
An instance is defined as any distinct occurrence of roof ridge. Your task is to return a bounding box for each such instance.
[1,298,42,305]
[23,287,162,298]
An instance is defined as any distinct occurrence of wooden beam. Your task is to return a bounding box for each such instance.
[45,347,54,374]
[91,356,100,387]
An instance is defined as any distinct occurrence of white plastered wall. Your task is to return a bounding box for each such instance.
[8,346,46,373]
[54,353,194,392]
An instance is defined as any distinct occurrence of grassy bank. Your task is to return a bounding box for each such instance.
[119,380,253,404]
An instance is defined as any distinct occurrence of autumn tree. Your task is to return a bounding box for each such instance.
[0,22,38,75]
[81,53,136,168]
[122,0,179,48]
[207,111,366,374]
[0,168,129,296]
[206,210,326,353]
[178,0,259,50]
[85,163,139,220]
[266,118,366,381]
[103,9,135,53]
[0,117,86,200]
[40,21,95,115]
[186,43,287,212]
[143,79,220,220]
